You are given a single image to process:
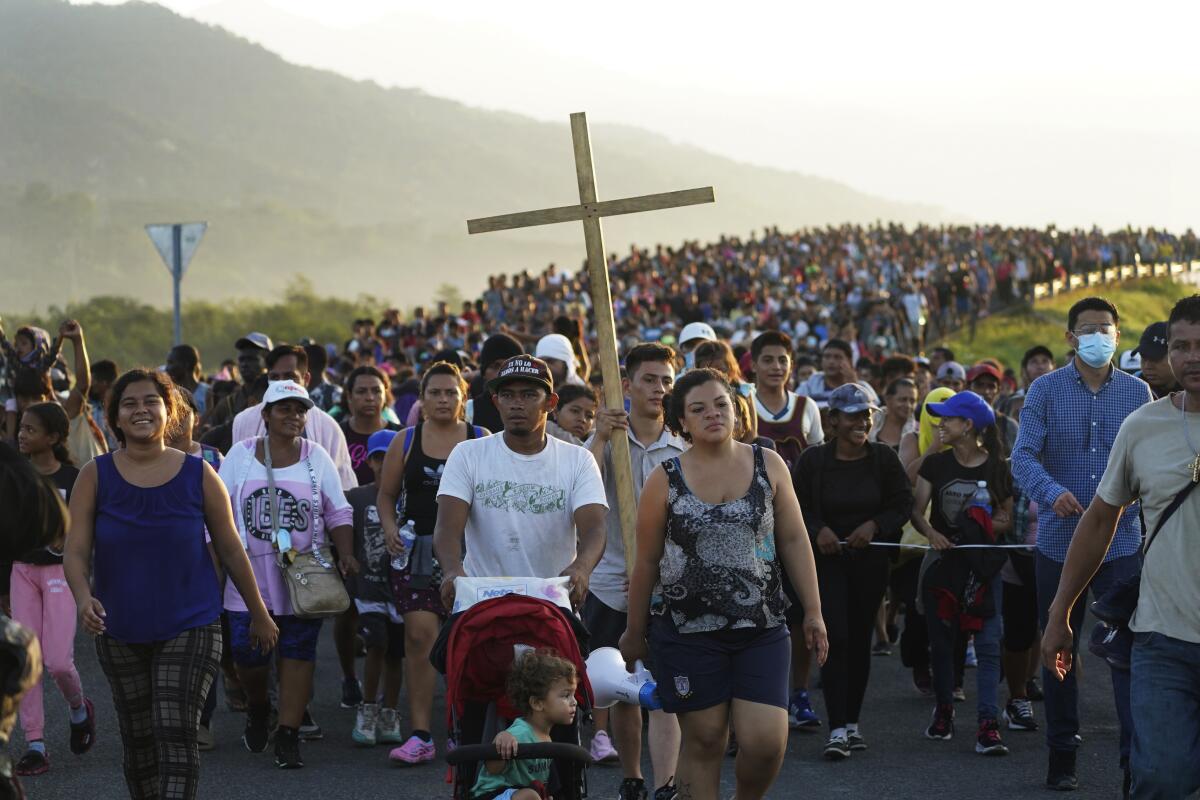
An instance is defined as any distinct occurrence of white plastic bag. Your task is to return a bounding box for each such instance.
[451,576,572,615]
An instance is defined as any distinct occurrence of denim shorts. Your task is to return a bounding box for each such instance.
[647,615,790,713]
[227,610,323,666]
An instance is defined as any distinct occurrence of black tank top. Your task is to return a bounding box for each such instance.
[402,422,479,536]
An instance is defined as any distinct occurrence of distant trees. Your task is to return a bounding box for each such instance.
[2,282,386,371]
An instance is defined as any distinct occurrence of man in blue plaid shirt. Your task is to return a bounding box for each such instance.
[1011,296,1153,793]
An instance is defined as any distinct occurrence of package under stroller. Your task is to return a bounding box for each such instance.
[433,593,594,800]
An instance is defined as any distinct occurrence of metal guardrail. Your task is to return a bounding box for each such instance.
[1032,260,1200,301]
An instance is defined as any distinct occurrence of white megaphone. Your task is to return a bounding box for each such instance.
[585,647,662,710]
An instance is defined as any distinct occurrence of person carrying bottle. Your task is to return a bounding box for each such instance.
[910,391,1014,756]
[377,361,489,765]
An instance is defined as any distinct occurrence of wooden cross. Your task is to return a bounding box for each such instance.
[468,112,715,575]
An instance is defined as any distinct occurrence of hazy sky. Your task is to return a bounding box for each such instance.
[81,0,1199,231]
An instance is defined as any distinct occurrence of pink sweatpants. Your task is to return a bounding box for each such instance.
[10,562,85,741]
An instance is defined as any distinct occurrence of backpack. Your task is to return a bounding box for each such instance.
[67,406,108,467]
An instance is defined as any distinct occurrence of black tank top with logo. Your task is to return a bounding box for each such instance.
[402,422,480,536]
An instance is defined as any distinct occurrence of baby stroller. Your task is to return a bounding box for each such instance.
[433,593,594,800]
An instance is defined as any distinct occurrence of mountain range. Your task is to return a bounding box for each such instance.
[0,0,949,310]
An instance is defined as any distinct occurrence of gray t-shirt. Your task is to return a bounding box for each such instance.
[587,427,687,612]
[1097,397,1200,644]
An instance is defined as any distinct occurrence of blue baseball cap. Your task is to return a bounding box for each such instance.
[366,429,398,459]
[828,383,880,415]
[927,391,995,430]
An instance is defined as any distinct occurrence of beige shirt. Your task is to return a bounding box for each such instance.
[1097,396,1200,643]
[587,427,688,611]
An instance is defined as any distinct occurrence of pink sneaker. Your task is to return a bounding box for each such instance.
[389,735,436,765]
[589,730,619,763]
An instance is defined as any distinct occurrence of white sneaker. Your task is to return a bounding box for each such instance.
[377,708,404,745]
[352,703,378,747]
[589,729,619,763]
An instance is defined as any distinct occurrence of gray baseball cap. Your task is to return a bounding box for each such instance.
[828,383,879,414]
[937,361,967,382]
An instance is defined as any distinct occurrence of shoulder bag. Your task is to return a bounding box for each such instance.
[265,438,350,619]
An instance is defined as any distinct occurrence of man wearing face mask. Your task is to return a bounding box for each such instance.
[1011,297,1153,793]
[676,322,717,374]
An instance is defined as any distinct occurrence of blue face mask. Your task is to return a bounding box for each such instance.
[682,350,696,373]
[1075,332,1117,368]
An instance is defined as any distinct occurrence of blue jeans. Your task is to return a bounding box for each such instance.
[1035,550,1139,761]
[1129,632,1200,799]
[927,579,1003,720]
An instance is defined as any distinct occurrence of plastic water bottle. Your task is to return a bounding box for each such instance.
[390,520,417,571]
[969,480,992,515]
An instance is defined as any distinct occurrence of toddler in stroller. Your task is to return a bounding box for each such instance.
[434,593,594,800]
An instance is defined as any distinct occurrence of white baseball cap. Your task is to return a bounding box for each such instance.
[262,380,314,409]
[679,322,717,346]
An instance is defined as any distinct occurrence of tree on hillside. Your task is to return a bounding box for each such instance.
[434,283,463,310]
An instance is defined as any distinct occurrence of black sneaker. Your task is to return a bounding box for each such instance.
[1026,677,1044,702]
[1003,698,1038,731]
[14,749,49,777]
[618,777,648,800]
[299,709,323,741]
[243,705,273,753]
[274,726,304,769]
[823,733,851,761]
[340,677,364,709]
[924,703,954,741]
[872,641,892,656]
[974,718,1009,756]
[847,730,867,751]
[653,777,678,800]
[69,698,97,755]
[1046,749,1078,791]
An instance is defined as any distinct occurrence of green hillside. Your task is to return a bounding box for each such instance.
[0,0,947,310]
[942,278,1197,371]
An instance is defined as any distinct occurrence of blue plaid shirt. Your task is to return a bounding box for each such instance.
[1011,360,1152,563]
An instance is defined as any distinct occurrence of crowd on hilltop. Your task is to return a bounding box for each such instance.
[467,223,1199,363]
[0,221,1199,800]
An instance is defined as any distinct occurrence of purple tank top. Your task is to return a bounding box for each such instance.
[93,453,222,643]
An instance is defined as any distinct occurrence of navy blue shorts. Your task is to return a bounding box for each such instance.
[227,611,323,667]
[647,615,790,713]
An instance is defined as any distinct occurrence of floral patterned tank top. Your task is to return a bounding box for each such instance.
[657,445,789,633]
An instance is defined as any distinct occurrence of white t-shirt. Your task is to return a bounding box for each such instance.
[437,433,608,579]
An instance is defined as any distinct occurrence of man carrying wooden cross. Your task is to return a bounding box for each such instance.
[583,343,687,800]
[467,111,716,800]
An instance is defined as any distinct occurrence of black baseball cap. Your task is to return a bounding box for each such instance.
[487,356,555,395]
[1133,322,1168,361]
[1021,345,1054,370]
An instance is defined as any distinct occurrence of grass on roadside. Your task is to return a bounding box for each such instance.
[940,278,1198,371]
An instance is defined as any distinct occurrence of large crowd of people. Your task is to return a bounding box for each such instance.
[0,221,1199,800]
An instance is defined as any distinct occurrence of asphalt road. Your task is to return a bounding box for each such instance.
[19,624,1130,800]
